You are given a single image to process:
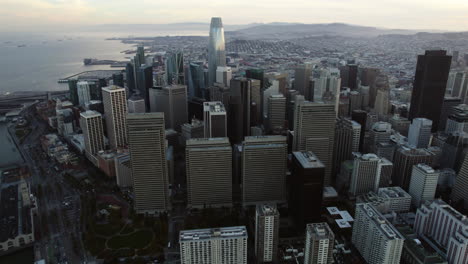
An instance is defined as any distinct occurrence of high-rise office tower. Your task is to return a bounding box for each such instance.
[333,118,361,173]
[188,61,206,98]
[349,153,393,196]
[290,151,325,230]
[127,113,169,214]
[265,72,288,95]
[368,121,392,153]
[179,226,248,264]
[136,45,145,67]
[112,73,124,87]
[389,114,410,136]
[246,68,265,89]
[392,146,434,190]
[313,69,341,114]
[228,78,251,144]
[352,203,405,264]
[77,81,91,106]
[452,154,468,209]
[294,63,313,100]
[216,66,232,87]
[127,95,146,113]
[357,187,412,213]
[80,111,105,164]
[102,85,128,149]
[446,71,467,98]
[203,101,227,138]
[267,94,286,134]
[125,63,136,96]
[408,164,439,207]
[414,200,467,264]
[439,97,462,131]
[360,67,380,107]
[445,104,468,134]
[250,79,262,126]
[242,136,287,205]
[114,152,132,187]
[409,50,452,132]
[166,51,184,85]
[186,138,232,208]
[68,79,79,105]
[255,204,279,264]
[293,101,336,185]
[208,17,226,86]
[349,91,362,113]
[181,118,204,141]
[135,64,153,109]
[304,223,335,264]
[440,133,468,171]
[375,89,390,117]
[352,110,367,152]
[151,84,188,131]
[408,118,432,149]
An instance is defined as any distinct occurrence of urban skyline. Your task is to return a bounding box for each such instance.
[1,9,468,264]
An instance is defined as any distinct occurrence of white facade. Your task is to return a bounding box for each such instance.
[352,203,404,264]
[216,66,232,87]
[102,85,128,149]
[408,164,439,207]
[350,153,393,196]
[408,118,433,149]
[304,222,335,264]
[77,81,91,106]
[255,204,279,263]
[180,226,248,264]
[80,111,105,165]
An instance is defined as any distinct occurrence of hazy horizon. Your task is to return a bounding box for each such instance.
[1,0,468,33]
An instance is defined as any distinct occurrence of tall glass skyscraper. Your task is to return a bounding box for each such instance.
[208,17,226,86]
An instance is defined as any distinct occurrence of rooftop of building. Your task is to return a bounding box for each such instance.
[421,199,467,224]
[415,163,436,173]
[186,137,230,146]
[372,121,392,132]
[358,203,405,240]
[180,226,247,242]
[307,222,334,238]
[397,226,447,264]
[80,110,101,118]
[126,112,164,120]
[378,186,411,199]
[256,204,279,216]
[203,101,226,113]
[244,135,287,143]
[293,151,325,168]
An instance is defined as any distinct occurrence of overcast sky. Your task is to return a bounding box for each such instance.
[1,0,467,32]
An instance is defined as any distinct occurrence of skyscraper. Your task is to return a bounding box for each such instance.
[216,66,232,87]
[333,118,361,174]
[208,17,226,86]
[186,138,232,208]
[414,200,467,264]
[188,61,206,98]
[179,226,248,264]
[203,101,227,138]
[293,101,336,185]
[127,95,146,113]
[368,121,392,153]
[267,94,286,134]
[255,204,279,264]
[408,164,439,207]
[68,79,79,106]
[409,50,452,132]
[392,146,434,190]
[352,203,405,264]
[125,63,136,96]
[408,118,433,148]
[102,85,128,149]
[290,151,325,230]
[77,81,91,106]
[304,223,335,264]
[349,153,393,196]
[228,78,251,144]
[112,73,124,88]
[452,153,468,209]
[151,84,188,131]
[127,113,169,214]
[80,111,105,165]
[352,110,367,152]
[242,136,287,205]
[166,51,184,85]
[135,64,153,110]
[294,63,313,100]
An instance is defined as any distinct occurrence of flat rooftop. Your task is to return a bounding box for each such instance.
[293,151,325,169]
[180,226,247,242]
[358,203,405,240]
[0,184,33,242]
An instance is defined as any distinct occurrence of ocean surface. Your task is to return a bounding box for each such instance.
[0,30,207,94]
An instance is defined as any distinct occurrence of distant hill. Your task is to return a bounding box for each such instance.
[227,23,425,39]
